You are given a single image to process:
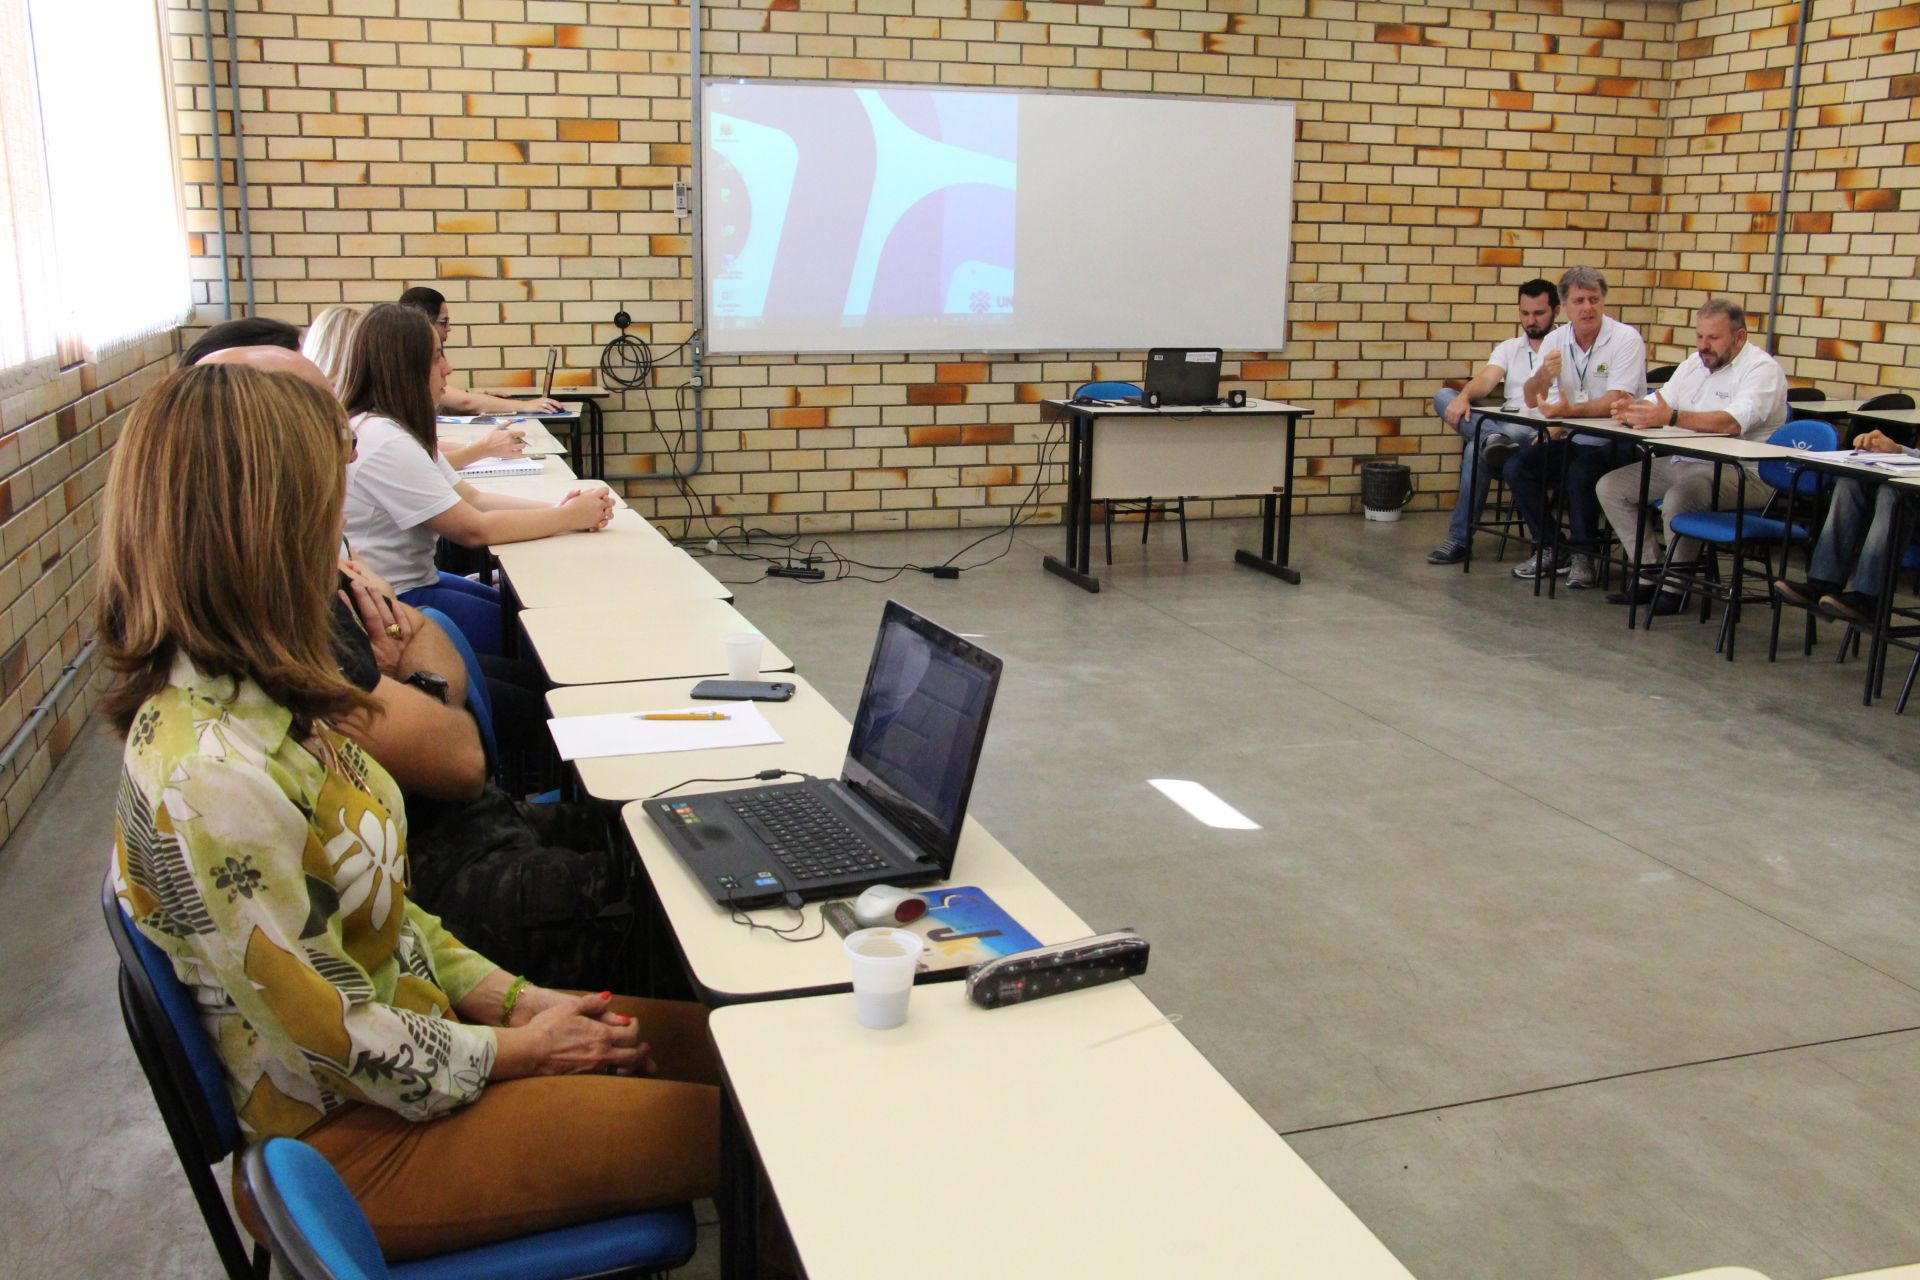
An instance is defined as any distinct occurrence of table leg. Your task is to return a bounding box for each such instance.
[1233,411,1303,584]
[1864,490,1908,706]
[1043,413,1101,592]
[1628,448,1652,631]
[718,1090,760,1280]
[1726,468,1746,661]
[587,398,606,479]
[1463,416,1482,575]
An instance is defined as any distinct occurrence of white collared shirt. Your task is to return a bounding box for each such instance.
[1657,339,1788,444]
[1486,332,1547,413]
[1539,315,1648,444]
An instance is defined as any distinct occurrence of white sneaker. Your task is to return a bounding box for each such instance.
[1566,553,1598,589]
[1510,547,1567,580]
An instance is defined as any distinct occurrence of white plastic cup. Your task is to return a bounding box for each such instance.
[844,927,925,1030]
[722,632,764,680]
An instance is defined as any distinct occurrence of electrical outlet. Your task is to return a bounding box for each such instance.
[673,180,690,217]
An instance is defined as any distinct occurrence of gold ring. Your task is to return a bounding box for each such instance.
[384,623,402,638]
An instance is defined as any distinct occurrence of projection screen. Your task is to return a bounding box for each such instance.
[701,81,1295,355]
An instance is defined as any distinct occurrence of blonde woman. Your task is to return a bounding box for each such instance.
[103,363,718,1261]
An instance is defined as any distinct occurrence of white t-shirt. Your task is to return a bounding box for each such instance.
[1656,340,1789,448]
[1485,333,1548,412]
[344,411,463,594]
[1538,315,1648,445]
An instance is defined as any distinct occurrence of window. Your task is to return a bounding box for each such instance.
[0,0,189,385]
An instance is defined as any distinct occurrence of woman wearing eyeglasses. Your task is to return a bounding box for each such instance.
[398,285,566,416]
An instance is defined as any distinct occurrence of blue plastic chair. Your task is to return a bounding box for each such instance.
[1074,380,1188,563]
[241,1137,696,1280]
[102,874,270,1280]
[1657,417,1838,660]
[416,606,499,783]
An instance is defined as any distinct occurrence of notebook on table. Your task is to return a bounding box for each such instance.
[644,601,1003,910]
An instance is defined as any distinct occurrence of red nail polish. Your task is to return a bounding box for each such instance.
[598,991,612,1000]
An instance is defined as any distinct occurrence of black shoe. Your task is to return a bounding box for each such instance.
[1482,438,1520,471]
[1818,591,1879,626]
[1773,577,1841,609]
[1649,590,1686,617]
[1606,582,1659,606]
[1427,543,1467,565]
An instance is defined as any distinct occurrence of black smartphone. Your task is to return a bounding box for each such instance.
[689,679,795,702]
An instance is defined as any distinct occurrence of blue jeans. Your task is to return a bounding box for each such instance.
[1809,478,1905,596]
[1436,389,1534,547]
[399,572,504,655]
[1503,438,1634,554]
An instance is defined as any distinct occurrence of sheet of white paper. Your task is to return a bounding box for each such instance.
[1802,449,1920,467]
[547,702,783,761]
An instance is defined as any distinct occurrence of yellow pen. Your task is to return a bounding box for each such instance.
[637,712,731,721]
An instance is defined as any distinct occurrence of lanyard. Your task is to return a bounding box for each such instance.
[1568,332,1599,392]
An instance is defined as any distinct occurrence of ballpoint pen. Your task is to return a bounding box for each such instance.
[637,712,731,721]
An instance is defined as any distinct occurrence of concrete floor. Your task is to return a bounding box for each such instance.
[6,510,1918,1279]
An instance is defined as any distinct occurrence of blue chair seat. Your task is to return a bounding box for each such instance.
[1666,511,1809,545]
[245,1136,697,1280]
[396,1207,696,1280]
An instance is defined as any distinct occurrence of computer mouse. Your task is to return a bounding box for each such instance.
[852,884,930,928]
[1072,394,1093,405]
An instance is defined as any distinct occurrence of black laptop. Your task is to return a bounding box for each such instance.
[1145,347,1224,405]
[644,602,1003,910]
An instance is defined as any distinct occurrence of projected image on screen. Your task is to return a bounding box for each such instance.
[707,84,1016,334]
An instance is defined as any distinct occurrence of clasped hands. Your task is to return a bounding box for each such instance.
[511,985,659,1078]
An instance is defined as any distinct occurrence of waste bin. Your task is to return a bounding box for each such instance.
[1361,461,1413,522]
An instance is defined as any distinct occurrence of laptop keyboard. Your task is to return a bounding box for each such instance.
[726,789,890,882]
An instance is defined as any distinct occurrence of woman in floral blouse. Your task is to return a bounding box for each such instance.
[101,364,718,1260]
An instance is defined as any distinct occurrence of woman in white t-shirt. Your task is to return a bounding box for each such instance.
[341,304,614,653]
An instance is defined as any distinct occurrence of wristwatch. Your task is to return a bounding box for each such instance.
[403,670,450,704]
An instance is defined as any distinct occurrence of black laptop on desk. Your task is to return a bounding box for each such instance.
[1145,347,1224,406]
[644,602,1003,910]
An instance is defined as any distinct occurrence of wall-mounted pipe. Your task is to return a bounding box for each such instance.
[225,0,256,314]
[197,0,230,318]
[660,0,706,481]
[0,636,99,777]
[1763,5,1812,354]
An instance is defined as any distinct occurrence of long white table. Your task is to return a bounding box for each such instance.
[494,509,726,609]
[709,982,1416,1280]
[518,598,792,685]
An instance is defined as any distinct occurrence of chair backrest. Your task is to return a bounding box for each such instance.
[1758,417,1839,495]
[1073,380,1141,401]
[1648,364,1679,384]
[1860,392,1916,413]
[1785,386,1827,403]
[103,873,242,1157]
[104,872,266,1280]
[243,1139,389,1280]
[416,605,498,778]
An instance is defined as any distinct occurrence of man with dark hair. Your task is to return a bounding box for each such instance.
[1503,266,1648,588]
[1427,279,1561,565]
[177,316,299,368]
[397,284,565,415]
[1599,296,1788,613]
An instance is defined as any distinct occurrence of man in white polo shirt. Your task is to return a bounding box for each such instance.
[1426,278,1561,565]
[1501,266,1647,587]
[1594,297,1789,614]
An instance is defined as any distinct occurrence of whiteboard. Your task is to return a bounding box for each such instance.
[700,80,1294,355]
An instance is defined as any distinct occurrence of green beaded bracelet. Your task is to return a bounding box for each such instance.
[499,974,529,1026]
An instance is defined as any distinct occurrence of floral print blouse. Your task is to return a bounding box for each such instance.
[113,658,499,1141]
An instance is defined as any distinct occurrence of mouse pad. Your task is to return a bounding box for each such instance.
[823,885,1041,974]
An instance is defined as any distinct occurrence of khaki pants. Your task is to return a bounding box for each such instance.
[242,996,721,1262]
[1595,456,1775,573]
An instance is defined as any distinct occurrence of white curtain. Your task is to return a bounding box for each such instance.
[0,0,190,379]
[0,0,58,392]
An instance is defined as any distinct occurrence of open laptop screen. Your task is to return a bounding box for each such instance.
[841,603,1002,869]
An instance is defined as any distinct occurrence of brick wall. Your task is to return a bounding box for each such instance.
[165,0,1694,532]
[0,336,175,844]
[1658,0,1920,405]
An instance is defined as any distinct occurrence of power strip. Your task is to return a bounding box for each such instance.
[765,564,826,581]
